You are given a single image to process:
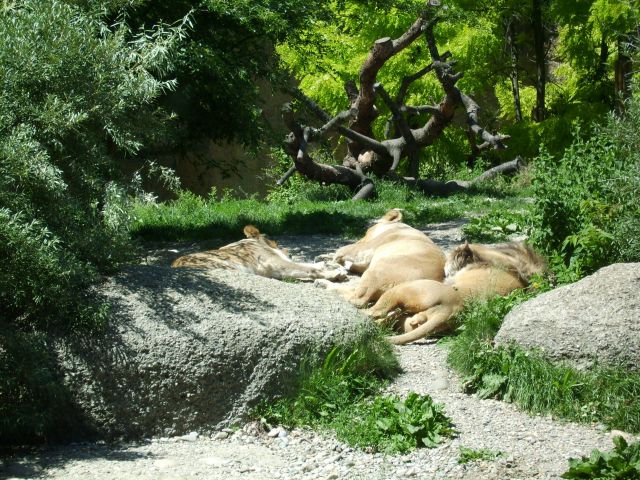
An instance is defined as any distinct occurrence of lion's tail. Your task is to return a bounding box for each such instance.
[387,305,457,345]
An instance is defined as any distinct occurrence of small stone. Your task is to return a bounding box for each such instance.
[155,459,176,469]
[268,428,282,438]
[202,456,229,467]
[302,462,317,472]
[180,431,199,442]
[213,431,229,440]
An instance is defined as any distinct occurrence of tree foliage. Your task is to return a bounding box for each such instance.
[98,0,330,153]
[276,0,638,179]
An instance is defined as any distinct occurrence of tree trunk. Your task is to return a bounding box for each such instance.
[531,0,546,122]
[615,35,633,114]
[505,17,523,122]
[595,35,609,84]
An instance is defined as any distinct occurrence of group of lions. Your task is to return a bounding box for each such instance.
[172,210,545,345]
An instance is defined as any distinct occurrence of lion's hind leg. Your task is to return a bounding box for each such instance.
[364,279,446,318]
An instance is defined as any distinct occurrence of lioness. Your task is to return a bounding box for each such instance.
[317,209,445,307]
[444,241,546,281]
[365,241,545,345]
[172,225,347,282]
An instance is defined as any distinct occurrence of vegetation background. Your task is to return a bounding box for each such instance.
[0,0,638,456]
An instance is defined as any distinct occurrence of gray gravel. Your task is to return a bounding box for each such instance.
[1,220,630,480]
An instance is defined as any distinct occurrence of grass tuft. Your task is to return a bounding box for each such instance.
[458,446,503,464]
[447,292,640,433]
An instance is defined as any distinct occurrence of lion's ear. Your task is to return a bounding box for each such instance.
[379,208,403,223]
[243,225,261,238]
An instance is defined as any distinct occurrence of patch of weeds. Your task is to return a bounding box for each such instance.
[279,277,302,284]
[447,292,640,433]
[458,446,503,464]
[257,327,398,427]
[462,210,530,243]
[256,327,454,454]
[335,392,455,453]
[561,436,640,479]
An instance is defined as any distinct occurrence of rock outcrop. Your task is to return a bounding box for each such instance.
[55,265,370,439]
[495,263,640,370]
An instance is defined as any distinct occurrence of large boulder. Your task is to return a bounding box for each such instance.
[495,263,640,370]
[55,265,370,439]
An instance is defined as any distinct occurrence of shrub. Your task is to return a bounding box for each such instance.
[562,436,640,479]
[530,96,640,282]
[0,0,184,331]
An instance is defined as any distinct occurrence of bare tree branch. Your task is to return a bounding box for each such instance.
[277,3,513,198]
[460,93,510,150]
[389,157,524,196]
[281,104,376,200]
[401,105,442,116]
[276,165,297,186]
[288,90,391,159]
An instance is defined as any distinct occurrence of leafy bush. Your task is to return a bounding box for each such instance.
[562,436,640,479]
[257,328,453,453]
[530,97,640,282]
[462,210,530,243]
[0,0,185,444]
[0,1,183,331]
[336,392,455,453]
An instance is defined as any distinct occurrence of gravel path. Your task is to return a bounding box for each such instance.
[0,220,622,480]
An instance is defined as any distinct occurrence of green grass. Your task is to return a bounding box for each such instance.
[446,292,640,433]
[131,179,527,242]
[458,446,503,464]
[255,326,455,454]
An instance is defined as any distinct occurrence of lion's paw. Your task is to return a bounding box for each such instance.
[314,279,332,289]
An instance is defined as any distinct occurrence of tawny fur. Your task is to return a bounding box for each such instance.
[318,209,446,307]
[172,225,347,282]
[365,241,546,345]
[444,241,546,283]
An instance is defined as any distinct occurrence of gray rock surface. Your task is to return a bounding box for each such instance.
[495,263,640,369]
[55,265,370,439]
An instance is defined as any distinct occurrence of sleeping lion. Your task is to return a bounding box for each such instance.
[366,241,546,345]
[172,225,347,282]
